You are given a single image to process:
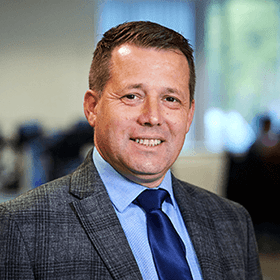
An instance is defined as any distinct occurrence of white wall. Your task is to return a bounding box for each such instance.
[172,152,227,196]
[0,0,97,137]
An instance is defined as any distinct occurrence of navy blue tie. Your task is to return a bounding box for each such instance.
[135,189,193,280]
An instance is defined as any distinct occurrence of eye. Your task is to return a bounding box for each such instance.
[124,94,137,100]
[163,95,183,109]
[165,96,180,103]
[120,93,142,105]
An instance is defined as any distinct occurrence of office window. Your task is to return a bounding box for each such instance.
[205,0,280,153]
[95,0,195,45]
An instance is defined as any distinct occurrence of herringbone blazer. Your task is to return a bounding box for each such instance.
[0,150,262,279]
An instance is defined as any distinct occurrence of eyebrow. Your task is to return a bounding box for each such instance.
[165,87,180,94]
[125,84,181,95]
[125,83,144,90]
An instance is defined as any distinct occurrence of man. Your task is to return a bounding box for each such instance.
[0,21,262,279]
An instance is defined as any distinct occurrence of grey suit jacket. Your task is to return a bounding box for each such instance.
[0,150,262,279]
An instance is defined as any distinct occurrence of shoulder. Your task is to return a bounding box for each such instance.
[0,173,75,259]
[172,177,262,278]
[172,175,257,255]
[0,149,96,216]
[0,174,72,217]
[172,175,251,224]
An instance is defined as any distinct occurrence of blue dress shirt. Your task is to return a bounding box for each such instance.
[93,148,203,280]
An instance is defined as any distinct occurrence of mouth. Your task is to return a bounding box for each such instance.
[131,138,163,147]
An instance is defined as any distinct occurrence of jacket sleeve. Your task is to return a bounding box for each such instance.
[0,204,35,280]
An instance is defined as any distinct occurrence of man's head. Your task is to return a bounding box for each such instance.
[89,21,195,103]
[84,21,195,188]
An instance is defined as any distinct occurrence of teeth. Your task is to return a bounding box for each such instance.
[134,139,162,146]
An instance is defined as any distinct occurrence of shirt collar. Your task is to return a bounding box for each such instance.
[92,148,177,213]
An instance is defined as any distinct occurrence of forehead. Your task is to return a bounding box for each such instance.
[113,43,186,61]
[110,44,189,79]
[106,44,190,101]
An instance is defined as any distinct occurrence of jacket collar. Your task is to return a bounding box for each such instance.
[69,149,143,280]
[69,149,102,199]
[172,175,224,279]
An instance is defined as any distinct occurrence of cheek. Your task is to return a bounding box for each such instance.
[98,115,130,143]
[167,114,189,135]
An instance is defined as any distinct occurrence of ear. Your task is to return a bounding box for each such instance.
[185,99,195,134]
[84,90,100,128]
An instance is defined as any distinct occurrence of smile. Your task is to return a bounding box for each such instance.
[133,139,162,146]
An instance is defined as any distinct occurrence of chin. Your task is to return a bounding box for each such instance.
[130,164,167,178]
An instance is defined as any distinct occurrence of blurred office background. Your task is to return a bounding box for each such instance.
[1,0,280,278]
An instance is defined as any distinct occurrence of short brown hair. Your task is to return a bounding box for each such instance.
[89,21,195,102]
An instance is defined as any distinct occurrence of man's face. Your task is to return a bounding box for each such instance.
[84,44,195,188]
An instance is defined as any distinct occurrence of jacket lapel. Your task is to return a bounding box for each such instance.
[172,175,224,280]
[69,150,143,280]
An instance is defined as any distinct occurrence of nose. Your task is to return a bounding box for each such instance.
[137,95,163,126]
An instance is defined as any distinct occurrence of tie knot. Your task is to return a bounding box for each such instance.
[135,189,169,213]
